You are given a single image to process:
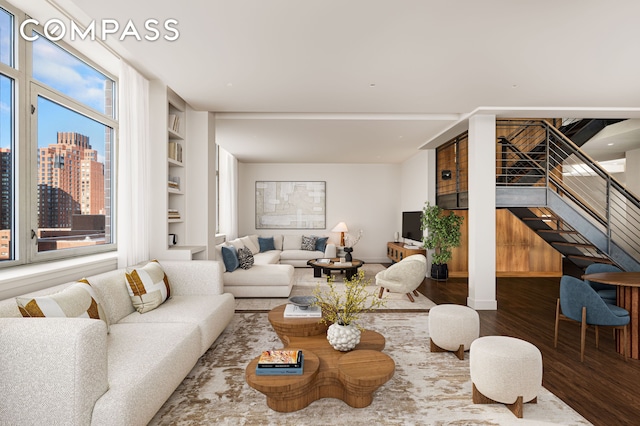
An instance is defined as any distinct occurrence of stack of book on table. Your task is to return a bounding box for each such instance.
[256,350,304,375]
[283,304,322,318]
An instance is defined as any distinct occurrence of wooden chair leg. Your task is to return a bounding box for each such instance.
[412,289,420,296]
[406,292,415,302]
[581,307,587,362]
[595,325,599,349]
[472,383,525,418]
[554,299,560,348]
[378,287,385,299]
[623,324,628,361]
[505,396,524,418]
[430,339,446,353]
[454,344,464,360]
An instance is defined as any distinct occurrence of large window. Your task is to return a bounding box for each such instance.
[0,2,117,266]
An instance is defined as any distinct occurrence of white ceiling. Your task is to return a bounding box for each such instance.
[62,0,640,163]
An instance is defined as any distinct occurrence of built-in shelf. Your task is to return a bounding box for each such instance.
[168,128,184,140]
[168,188,183,195]
[168,158,183,167]
[168,245,206,254]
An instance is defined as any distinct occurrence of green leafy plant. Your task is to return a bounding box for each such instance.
[312,270,385,329]
[420,201,464,265]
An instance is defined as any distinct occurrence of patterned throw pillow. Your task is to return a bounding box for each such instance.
[237,246,255,269]
[301,235,318,251]
[125,260,171,314]
[16,279,109,329]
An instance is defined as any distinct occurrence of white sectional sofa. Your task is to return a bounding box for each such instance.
[0,260,235,426]
[217,234,336,298]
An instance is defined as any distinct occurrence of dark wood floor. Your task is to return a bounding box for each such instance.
[416,265,640,426]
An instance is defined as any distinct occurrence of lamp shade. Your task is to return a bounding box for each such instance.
[331,222,348,233]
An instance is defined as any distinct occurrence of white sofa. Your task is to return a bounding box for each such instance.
[0,260,235,426]
[217,234,336,298]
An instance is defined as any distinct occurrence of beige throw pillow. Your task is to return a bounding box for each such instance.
[125,260,171,313]
[16,279,109,329]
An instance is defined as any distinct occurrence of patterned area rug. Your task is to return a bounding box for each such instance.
[235,264,436,311]
[150,312,591,425]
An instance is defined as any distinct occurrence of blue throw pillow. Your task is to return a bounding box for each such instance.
[315,236,328,252]
[258,236,276,252]
[221,245,239,272]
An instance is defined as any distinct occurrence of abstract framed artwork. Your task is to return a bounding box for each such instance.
[255,181,326,229]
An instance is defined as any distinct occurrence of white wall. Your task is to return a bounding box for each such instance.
[238,163,401,263]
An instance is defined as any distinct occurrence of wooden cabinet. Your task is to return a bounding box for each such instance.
[387,242,426,263]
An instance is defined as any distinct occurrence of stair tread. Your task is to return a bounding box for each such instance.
[551,241,596,248]
[566,254,613,263]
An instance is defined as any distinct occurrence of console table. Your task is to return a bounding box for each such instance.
[387,241,426,263]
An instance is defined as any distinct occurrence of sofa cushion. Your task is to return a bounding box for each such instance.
[283,234,302,251]
[280,249,324,261]
[240,236,259,255]
[223,264,293,286]
[118,293,235,356]
[301,235,317,251]
[125,260,171,314]
[258,236,276,252]
[253,250,281,265]
[91,322,201,426]
[15,279,109,328]
[237,246,255,269]
[228,238,244,251]
[221,246,239,272]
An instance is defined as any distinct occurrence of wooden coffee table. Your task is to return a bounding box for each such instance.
[246,304,395,412]
[307,258,365,281]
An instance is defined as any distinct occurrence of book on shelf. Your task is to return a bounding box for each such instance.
[168,114,181,134]
[168,141,183,163]
[168,178,180,190]
[168,209,181,220]
[283,304,322,318]
[255,350,304,375]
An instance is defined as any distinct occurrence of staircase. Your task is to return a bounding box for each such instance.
[495,119,640,271]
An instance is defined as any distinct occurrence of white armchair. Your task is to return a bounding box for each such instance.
[375,254,427,302]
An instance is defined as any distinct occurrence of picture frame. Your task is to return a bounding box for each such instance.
[255,181,326,229]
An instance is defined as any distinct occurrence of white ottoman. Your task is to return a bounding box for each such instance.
[470,336,542,418]
[429,304,479,360]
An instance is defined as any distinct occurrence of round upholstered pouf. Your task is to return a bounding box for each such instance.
[470,336,542,405]
[429,304,479,358]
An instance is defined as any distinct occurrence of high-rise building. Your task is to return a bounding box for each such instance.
[37,132,104,229]
[0,147,11,260]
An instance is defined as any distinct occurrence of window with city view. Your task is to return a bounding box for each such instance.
[32,35,115,254]
[0,2,117,265]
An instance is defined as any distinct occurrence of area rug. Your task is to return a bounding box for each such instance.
[235,264,436,312]
[149,312,591,426]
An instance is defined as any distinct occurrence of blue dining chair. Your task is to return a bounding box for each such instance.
[584,263,621,304]
[554,275,629,362]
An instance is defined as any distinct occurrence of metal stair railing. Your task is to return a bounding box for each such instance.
[496,119,640,263]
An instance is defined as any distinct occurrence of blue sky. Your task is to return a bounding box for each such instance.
[0,21,113,158]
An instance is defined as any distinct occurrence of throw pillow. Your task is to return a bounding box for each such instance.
[258,236,276,252]
[125,260,171,314]
[237,246,255,269]
[301,235,317,251]
[16,279,109,329]
[221,245,240,272]
[240,236,260,255]
[315,236,328,252]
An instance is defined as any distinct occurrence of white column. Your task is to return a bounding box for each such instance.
[626,148,640,196]
[467,114,497,310]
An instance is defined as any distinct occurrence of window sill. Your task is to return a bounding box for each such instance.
[0,252,118,300]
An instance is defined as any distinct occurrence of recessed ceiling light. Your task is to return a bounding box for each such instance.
[369,83,376,87]
[511,84,518,88]
[226,83,233,87]
[608,143,614,146]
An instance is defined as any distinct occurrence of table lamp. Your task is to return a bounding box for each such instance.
[332,222,348,246]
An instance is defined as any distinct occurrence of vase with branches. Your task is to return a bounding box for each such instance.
[312,270,385,351]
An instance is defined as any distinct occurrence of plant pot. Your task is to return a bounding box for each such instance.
[327,323,361,351]
[430,263,448,281]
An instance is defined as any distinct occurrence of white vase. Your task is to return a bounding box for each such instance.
[327,323,361,351]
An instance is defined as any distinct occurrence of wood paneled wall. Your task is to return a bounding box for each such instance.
[446,209,562,278]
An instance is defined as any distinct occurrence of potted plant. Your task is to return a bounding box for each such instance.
[312,270,385,351]
[420,201,464,281]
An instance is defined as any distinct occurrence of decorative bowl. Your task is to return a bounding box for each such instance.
[288,296,317,310]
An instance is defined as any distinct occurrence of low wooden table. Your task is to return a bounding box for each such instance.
[307,258,364,281]
[246,304,395,412]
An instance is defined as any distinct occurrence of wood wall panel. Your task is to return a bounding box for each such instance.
[447,209,562,278]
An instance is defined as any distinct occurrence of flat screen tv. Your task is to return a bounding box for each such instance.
[402,211,423,242]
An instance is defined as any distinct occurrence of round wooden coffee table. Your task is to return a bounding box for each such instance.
[246,304,395,412]
[307,258,365,281]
